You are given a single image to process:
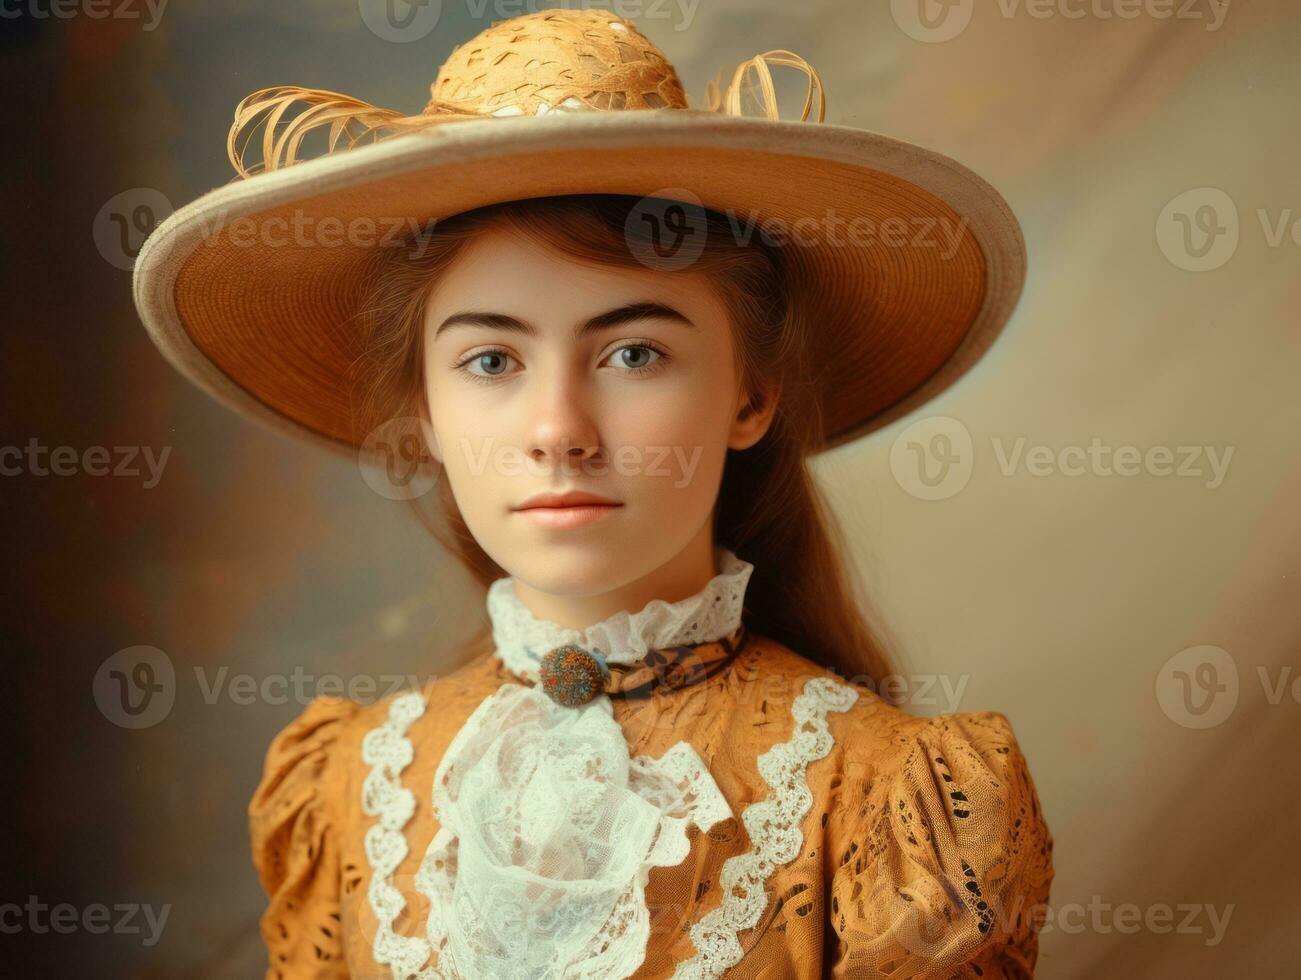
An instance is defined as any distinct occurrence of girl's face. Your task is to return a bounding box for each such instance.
[421,224,773,602]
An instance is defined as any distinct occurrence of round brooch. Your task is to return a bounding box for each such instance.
[538,644,608,707]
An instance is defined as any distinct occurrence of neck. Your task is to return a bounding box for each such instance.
[510,521,719,631]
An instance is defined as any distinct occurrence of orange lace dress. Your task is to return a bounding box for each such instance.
[249,549,1054,978]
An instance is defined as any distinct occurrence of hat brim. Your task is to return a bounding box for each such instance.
[133,109,1025,457]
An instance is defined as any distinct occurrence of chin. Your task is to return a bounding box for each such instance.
[500,546,653,599]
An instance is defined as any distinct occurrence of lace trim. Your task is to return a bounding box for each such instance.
[360,691,442,980]
[671,676,860,979]
[487,545,754,680]
[412,685,734,978]
[359,684,736,980]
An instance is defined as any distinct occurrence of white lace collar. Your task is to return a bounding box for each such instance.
[486,545,754,679]
[360,542,860,978]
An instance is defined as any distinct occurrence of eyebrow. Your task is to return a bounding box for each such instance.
[433,301,696,341]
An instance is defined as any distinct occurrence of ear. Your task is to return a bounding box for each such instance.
[728,378,781,451]
[415,396,443,465]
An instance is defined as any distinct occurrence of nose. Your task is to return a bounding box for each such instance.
[525,366,602,472]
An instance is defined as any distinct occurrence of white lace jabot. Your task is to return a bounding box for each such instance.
[486,545,755,680]
[362,546,757,979]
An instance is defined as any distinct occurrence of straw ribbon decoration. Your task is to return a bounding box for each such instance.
[227,14,826,180]
[704,49,826,125]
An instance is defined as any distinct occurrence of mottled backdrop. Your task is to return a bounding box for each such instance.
[5,0,1298,976]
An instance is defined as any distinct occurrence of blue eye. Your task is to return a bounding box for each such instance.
[458,349,517,383]
[611,345,658,370]
[605,343,668,375]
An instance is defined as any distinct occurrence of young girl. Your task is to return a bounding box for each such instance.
[134,10,1053,978]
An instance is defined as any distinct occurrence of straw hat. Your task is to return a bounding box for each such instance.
[131,8,1026,457]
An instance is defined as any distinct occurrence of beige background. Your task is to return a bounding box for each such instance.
[8,0,1297,975]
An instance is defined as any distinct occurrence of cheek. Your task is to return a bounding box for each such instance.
[603,382,731,501]
[426,390,505,530]
[633,363,733,443]
[426,384,491,471]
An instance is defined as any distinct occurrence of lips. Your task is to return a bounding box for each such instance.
[512,491,623,530]
[513,490,622,511]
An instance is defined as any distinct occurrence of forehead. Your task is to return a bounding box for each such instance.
[423,225,728,332]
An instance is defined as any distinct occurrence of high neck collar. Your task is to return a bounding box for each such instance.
[487,546,755,681]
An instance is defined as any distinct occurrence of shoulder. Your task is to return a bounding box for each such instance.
[244,662,489,978]
[246,694,372,882]
[733,631,932,754]
[741,634,1054,974]
[248,695,363,830]
[856,704,1054,893]
[828,709,1055,976]
[741,633,1045,783]
[247,650,503,864]
[802,687,1055,971]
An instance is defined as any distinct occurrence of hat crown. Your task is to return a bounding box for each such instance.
[428,9,688,118]
[154,14,1017,460]
[226,13,824,180]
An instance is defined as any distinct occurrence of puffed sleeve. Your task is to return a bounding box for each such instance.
[827,710,1054,978]
[249,696,361,980]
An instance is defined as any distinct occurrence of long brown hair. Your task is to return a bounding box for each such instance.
[349,194,895,686]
